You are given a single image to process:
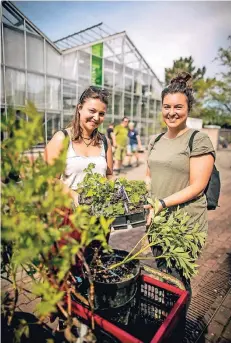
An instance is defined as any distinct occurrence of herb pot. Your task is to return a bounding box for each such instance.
[93,249,140,310]
[112,215,127,230]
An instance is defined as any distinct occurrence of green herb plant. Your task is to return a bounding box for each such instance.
[77,163,147,217]
[109,199,206,281]
[1,104,112,342]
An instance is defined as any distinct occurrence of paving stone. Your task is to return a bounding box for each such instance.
[223,293,231,310]
[222,319,231,341]
[18,297,41,313]
[205,320,224,343]
[213,306,231,326]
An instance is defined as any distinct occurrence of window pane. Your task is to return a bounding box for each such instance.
[5,68,25,106]
[63,80,76,110]
[141,98,148,118]
[78,51,90,78]
[2,5,24,30]
[114,91,122,116]
[46,43,61,77]
[46,113,61,141]
[63,53,78,80]
[115,63,123,89]
[63,114,73,128]
[104,70,113,88]
[149,99,155,119]
[125,77,132,92]
[133,95,140,118]
[27,34,44,72]
[46,78,61,110]
[4,27,25,68]
[124,95,131,117]
[27,73,45,109]
[78,77,90,99]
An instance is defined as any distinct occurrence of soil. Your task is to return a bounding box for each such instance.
[90,254,138,284]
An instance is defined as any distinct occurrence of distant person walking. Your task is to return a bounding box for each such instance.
[127,122,142,167]
[106,123,116,149]
[113,117,129,175]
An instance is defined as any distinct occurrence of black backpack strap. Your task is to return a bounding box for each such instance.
[60,129,69,138]
[189,130,199,153]
[148,132,165,156]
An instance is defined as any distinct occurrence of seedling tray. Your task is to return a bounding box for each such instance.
[70,273,188,343]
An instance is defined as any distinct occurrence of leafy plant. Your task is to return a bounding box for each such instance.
[1,104,112,342]
[77,163,147,217]
[109,199,206,280]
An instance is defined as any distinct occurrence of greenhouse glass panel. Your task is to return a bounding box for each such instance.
[78,51,90,78]
[46,113,61,141]
[149,99,155,119]
[114,91,122,116]
[105,89,113,115]
[115,63,123,90]
[63,80,77,110]
[27,73,45,109]
[133,95,140,118]
[46,77,61,110]
[27,34,44,73]
[104,70,113,88]
[125,77,132,92]
[124,95,131,117]
[63,114,73,128]
[1,67,5,105]
[4,27,25,69]
[63,52,78,80]
[46,43,61,77]
[5,68,25,106]
[141,97,148,119]
[78,76,91,98]
[2,6,24,30]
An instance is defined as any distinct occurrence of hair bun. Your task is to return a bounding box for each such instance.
[170,72,192,85]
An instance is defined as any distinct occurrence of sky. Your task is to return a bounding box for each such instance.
[14,1,231,81]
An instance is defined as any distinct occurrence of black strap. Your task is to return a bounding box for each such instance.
[61,129,69,137]
[189,130,199,153]
[154,132,165,144]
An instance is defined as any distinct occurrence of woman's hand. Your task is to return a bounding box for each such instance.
[144,201,163,226]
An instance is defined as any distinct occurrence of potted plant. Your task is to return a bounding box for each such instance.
[77,164,148,230]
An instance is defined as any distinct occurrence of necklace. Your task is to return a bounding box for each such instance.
[82,137,93,147]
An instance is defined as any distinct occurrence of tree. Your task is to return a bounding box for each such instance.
[165,56,206,89]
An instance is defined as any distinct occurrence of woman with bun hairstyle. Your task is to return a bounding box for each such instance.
[145,72,215,300]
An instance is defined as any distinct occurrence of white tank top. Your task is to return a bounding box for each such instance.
[61,138,107,190]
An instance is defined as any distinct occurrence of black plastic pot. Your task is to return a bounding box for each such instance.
[93,249,140,310]
[127,210,146,228]
[112,215,127,230]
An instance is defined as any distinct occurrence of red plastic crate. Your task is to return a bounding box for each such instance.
[70,274,188,343]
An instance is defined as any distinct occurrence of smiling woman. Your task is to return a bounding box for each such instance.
[145,72,215,309]
[44,86,113,207]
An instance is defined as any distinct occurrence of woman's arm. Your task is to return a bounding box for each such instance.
[44,131,79,206]
[106,138,113,179]
[162,154,214,207]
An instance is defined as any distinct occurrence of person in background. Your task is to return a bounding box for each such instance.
[113,117,129,175]
[106,123,117,154]
[145,72,215,309]
[127,122,142,167]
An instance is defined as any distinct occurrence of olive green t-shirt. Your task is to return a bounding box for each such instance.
[114,124,128,148]
[147,129,215,232]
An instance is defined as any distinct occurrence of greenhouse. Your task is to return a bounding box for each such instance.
[1,1,162,145]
